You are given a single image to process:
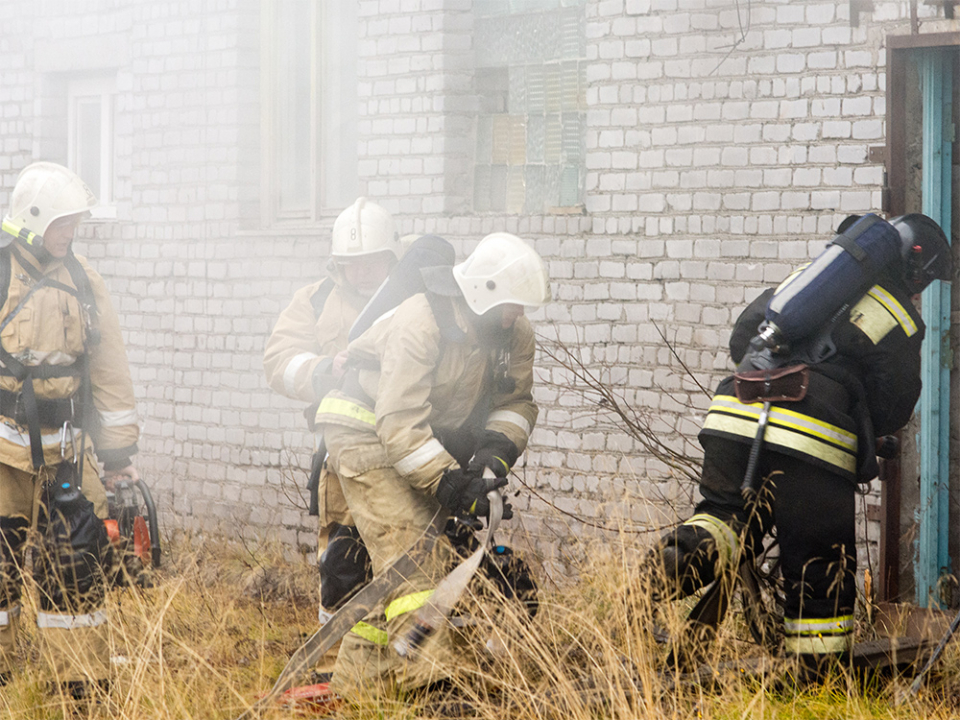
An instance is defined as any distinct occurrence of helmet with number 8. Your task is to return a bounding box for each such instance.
[331,197,401,261]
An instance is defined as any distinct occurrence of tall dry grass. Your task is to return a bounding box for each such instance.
[2,526,956,720]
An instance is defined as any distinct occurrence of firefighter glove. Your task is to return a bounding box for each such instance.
[472,430,519,478]
[436,464,512,520]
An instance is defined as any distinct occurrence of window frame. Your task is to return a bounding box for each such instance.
[259,0,358,227]
[67,75,116,220]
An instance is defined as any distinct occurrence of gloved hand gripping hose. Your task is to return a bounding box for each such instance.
[393,468,504,660]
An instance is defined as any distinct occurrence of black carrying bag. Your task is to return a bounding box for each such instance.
[36,461,112,612]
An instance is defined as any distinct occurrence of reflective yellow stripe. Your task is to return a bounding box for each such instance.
[315,397,376,426]
[385,590,434,622]
[864,285,918,337]
[1,218,40,246]
[849,292,898,344]
[784,633,853,655]
[784,615,854,635]
[709,396,856,451]
[704,412,856,475]
[350,621,388,646]
[683,514,739,570]
[704,395,857,474]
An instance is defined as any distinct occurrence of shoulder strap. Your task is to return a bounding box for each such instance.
[425,292,467,344]
[62,253,101,346]
[0,247,10,314]
[62,253,97,306]
[310,278,335,319]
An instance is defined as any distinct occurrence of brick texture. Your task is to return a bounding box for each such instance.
[0,0,952,573]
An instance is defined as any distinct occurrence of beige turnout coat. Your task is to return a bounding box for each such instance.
[263,278,366,404]
[316,291,538,691]
[0,246,138,471]
[318,292,538,494]
[264,277,368,529]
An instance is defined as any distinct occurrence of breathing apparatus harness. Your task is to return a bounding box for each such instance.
[736,215,906,493]
[0,220,100,474]
[0,219,111,611]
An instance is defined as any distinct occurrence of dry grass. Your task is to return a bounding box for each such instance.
[2,531,958,720]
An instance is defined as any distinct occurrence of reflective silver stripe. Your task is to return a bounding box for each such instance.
[36,609,108,629]
[784,633,853,654]
[98,408,139,427]
[0,605,21,627]
[283,352,317,395]
[370,305,400,328]
[394,438,446,476]
[684,514,740,570]
[784,615,854,635]
[769,245,844,312]
[0,423,62,447]
[487,410,531,437]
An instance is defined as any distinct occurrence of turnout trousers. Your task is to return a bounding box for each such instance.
[0,452,110,681]
[323,424,459,696]
[660,435,857,657]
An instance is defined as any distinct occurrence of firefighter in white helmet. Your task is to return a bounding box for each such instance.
[263,198,400,663]
[0,162,140,695]
[315,232,551,694]
[265,198,400,407]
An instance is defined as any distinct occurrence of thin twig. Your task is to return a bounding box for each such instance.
[652,320,712,397]
[512,469,677,536]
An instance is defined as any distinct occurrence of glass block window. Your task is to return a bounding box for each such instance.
[474,0,587,213]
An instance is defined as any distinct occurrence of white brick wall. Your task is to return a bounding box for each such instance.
[0,0,955,570]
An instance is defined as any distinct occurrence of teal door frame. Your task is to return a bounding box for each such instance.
[916,46,954,608]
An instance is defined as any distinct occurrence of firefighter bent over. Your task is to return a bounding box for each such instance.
[314,233,550,694]
[650,214,951,676]
[0,163,140,694]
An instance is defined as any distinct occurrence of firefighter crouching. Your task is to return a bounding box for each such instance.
[314,232,551,694]
[648,213,951,678]
[0,163,140,694]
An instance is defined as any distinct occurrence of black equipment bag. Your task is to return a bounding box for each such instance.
[36,461,112,612]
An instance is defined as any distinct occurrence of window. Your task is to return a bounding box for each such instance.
[473,0,587,214]
[67,76,116,219]
[261,0,358,224]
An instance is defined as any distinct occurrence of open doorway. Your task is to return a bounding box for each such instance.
[883,34,959,608]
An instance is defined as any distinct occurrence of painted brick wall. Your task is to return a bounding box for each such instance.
[0,0,955,577]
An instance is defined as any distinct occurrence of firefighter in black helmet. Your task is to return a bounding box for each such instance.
[648,213,951,677]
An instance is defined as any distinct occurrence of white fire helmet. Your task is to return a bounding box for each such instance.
[331,197,401,261]
[453,232,551,316]
[1,162,97,248]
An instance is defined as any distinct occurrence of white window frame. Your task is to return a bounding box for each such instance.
[260,0,358,226]
[67,76,116,220]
